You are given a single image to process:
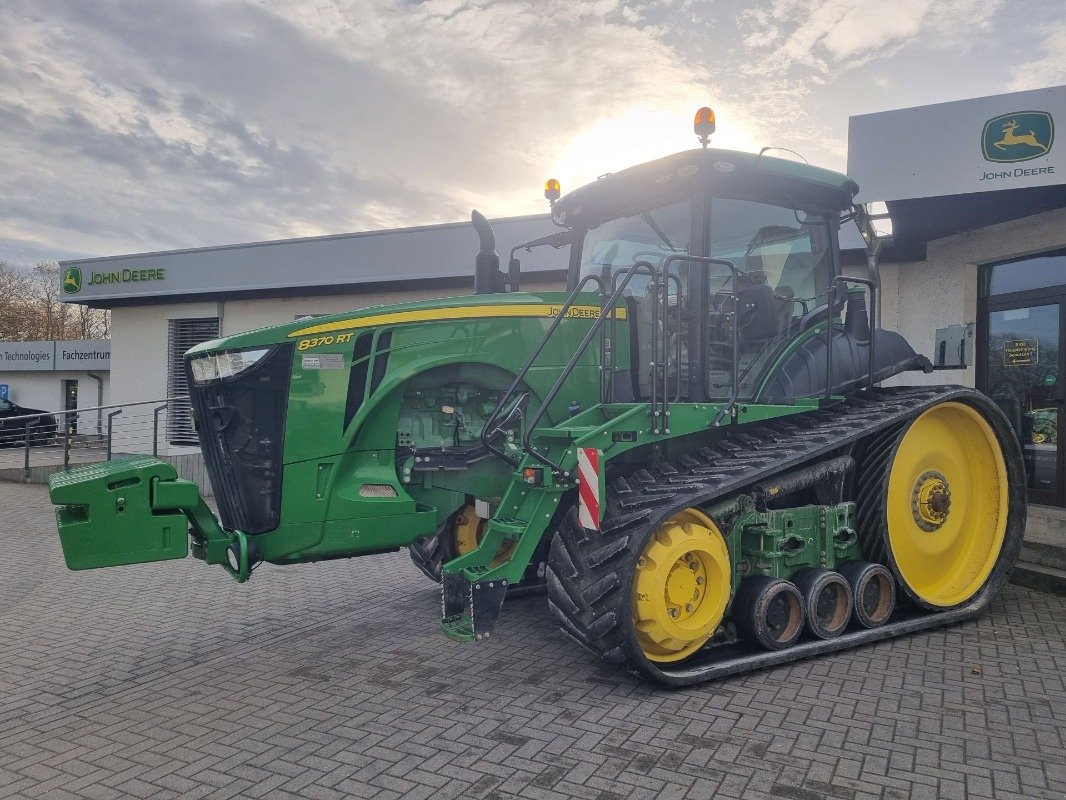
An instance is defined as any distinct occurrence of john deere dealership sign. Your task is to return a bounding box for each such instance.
[848,85,1063,201]
[982,111,1054,163]
[63,266,166,294]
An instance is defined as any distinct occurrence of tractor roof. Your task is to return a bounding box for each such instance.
[553,149,859,229]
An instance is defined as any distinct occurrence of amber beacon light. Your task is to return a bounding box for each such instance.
[544,178,561,203]
[694,107,715,148]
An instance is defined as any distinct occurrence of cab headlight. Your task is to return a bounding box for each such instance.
[189,347,273,384]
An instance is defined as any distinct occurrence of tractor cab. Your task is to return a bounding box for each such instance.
[553,146,855,404]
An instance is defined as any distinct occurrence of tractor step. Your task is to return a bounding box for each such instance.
[48,456,199,570]
[441,572,508,642]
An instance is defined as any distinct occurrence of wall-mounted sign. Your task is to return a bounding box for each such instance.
[57,341,111,370]
[982,111,1054,164]
[0,340,110,372]
[58,216,561,304]
[849,85,1063,201]
[1003,338,1039,366]
[0,342,54,371]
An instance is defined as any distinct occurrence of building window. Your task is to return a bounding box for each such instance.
[983,248,1066,297]
[167,317,220,445]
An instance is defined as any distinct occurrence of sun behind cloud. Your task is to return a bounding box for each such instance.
[548,104,760,192]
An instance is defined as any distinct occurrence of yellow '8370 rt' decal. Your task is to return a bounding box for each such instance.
[289,304,625,342]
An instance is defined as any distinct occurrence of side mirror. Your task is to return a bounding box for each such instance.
[859,201,894,248]
[508,257,521,293]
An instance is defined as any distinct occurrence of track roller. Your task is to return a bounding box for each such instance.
[838,561,895,628]
[792,568,853,639]
[732,576,805,651]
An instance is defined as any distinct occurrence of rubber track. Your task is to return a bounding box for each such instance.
[545,385,1027,687]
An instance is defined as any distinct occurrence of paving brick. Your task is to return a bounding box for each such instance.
[1,482,1065,800]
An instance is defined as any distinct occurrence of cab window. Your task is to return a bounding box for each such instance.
[706,199,833,400]
[579,200,691,294]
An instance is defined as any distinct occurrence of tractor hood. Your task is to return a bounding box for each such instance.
[186,290,575,356]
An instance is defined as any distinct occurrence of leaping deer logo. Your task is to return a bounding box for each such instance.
[993,120,1049,153]
[983,111,1054,163]
[62,268,81,294]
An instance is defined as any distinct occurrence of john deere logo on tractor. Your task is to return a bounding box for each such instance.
[62,267,82,294]
[982,111,1054,163]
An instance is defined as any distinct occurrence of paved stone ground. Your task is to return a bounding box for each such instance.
[2,482,1064,800]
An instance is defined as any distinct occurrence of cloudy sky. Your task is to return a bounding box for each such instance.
[1,0,1063,264]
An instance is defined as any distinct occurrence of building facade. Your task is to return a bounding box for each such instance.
[847,85,1066,507]
[0,340,110,427]
[59,86,1066,506]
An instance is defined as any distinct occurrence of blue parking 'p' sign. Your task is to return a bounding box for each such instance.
[0,384,8,401]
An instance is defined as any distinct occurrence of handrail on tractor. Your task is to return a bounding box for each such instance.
[652,255,743,429]
[480,275,608,466]
[607,261,658,403]
[520,261,663,472]
[481,255,752,473]
[825,276,878,400]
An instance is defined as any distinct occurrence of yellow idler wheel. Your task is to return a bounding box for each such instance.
[453,505,515,566]
[885,402,1009,608]
[631,508,731,663]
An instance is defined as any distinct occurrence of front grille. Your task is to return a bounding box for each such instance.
[187,344,293,534]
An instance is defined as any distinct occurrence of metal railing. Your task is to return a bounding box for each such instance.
[0,396,195,483]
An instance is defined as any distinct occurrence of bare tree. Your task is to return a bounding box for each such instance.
[0,260,109,341]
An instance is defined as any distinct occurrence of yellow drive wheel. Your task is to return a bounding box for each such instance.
[884,402,1009,608]
[452,505,515,565]
[631,508,731,663]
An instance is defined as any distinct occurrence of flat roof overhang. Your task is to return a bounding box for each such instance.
[841,184,1066,265]
[59,214,564,309]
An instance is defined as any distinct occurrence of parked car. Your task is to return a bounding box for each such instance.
[0,399,59,446]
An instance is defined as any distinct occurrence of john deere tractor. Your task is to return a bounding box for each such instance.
[49,109,1026,686]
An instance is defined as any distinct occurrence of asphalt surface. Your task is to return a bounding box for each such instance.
[1,482,1064,800]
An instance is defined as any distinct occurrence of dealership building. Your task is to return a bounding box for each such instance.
[0,340,110,426]
[59,84,1066,507]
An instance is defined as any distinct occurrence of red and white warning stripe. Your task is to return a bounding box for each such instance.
[577,447,601,531]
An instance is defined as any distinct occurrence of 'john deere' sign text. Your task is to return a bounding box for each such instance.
[88,267,167,287]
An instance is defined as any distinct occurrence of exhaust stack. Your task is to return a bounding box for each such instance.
[472,210,502,294]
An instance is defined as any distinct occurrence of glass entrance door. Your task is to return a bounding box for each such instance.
[982,300,1064,506]
[62,379,78,435]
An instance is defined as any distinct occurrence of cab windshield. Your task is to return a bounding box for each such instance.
[575,194,834,401]
[579,200,691,294]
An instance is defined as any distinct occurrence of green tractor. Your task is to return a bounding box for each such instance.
[49,109,1026,686]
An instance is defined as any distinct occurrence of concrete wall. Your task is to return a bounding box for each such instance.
[0,370,110,415]
[875,207,1066,387]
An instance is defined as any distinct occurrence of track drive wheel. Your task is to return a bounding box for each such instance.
[547,501,731,672]
[408,504,517,583]
[631,508,732,662]
[857,400,1024,609]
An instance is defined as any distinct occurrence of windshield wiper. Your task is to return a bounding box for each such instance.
[641,211,678,252]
